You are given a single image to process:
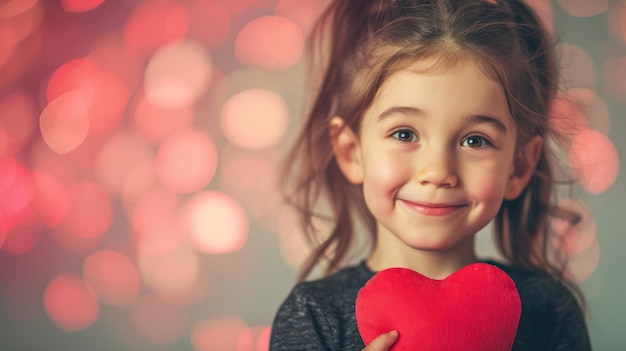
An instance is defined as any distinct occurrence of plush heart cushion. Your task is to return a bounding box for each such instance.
[356,263,521,351]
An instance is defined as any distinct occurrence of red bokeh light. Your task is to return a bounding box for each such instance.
[129,188,186,256]
[39,91,90,155]
[275,0,328,35]
[46,58,101,104]
[88,36,143,95]
[219,147,281,219]
[0,0,43,48]
[569,128,620,194]
[1,225,40,255]
[79,71,129,138]
[60,0,106,13]
[184,190,249,254]
[137,247,199,295]
[189,0,231,48]
[124,0,189,55]
[0,92,37,157]
[83,250,141,306]
[191,316,249,351]
[131,91,195,143]
[234,16,304,71]
[43,273,99,332]
[220,89,290,150]
[237,325,272,351]
[32,171,71,228]
[566,88,612,134]
[95,131,153,194]
[155,129,218,193]
[548,93,589,142]
[0,158,35,231]
[60,180,113,239]
[144,40,212,108]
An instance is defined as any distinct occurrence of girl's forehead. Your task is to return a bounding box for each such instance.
[363,57,515,130]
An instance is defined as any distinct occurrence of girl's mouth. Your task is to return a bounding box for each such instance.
[399,200,467,216]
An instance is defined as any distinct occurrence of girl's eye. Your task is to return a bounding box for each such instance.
[391,129,419,142]
[462,135,492,148]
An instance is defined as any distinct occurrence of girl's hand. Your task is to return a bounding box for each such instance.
[362,330,398,351]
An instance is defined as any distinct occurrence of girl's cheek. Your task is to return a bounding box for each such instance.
[365,153,409,191]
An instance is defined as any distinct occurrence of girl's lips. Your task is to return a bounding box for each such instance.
[399,200,467,216]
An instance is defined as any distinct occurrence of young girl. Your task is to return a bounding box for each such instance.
[270,0,592,350]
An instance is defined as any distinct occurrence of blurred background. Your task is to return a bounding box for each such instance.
[0,0,623,350]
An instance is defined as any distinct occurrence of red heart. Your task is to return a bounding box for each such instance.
[356,263,521,351]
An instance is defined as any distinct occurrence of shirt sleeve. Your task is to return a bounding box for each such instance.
[269,284,339,351]
[547,282,592,351]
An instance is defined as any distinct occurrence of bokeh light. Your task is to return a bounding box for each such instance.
[237,325,272,351]
[219,146,281,219]
[188,0,231,48]
[0,0,39,18]
[555,0,608,18]
[559,43,596,88]
[220,89,290,150]
[1,225,40,255]
[0,92,37,157]
[137,247,200,295]
[0,158,34,230]
[46,58,100,103]
[82,250,141,306]
[569,128,620,194]
[130,91,195,142]
[59,180,113,239]
[191,316,249,351]
[123,0,189,55]
[144,39,212,108]
[32,170,71,227]
[95,131,153,194]
[567,239,601,283]
[184,190,249,254]
[155,129,218,193]
[88,37,143,95]
[552,198,596,255]
[234,16,304,71]
[275,0,328,35]
[43,273,100,332]
[566,88,612,134]
[131,294,188,343]
[39,91,90,155]
[60,0,105,13]
[130,188,182,254]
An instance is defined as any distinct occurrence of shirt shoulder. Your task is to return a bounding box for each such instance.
[484,260,592,351]
[269,263,373,351]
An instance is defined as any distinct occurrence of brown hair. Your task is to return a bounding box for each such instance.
[281,0,583,303]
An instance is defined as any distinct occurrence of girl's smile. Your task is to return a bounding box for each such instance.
[397,199,468,217]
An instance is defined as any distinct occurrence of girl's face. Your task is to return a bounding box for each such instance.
[332,58,540,264]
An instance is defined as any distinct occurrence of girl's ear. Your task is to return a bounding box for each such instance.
[329,116,364,184]
[504,136,543,200]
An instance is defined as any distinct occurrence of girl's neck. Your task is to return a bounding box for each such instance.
[366,236,477,280]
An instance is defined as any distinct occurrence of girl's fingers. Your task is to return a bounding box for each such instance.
[362,330,399,351]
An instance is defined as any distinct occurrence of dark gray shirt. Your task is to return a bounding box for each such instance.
[269,260,591,351]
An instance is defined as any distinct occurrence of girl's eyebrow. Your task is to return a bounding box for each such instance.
[377,105,509,135]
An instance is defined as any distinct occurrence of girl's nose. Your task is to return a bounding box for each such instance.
[416,150,458,188]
